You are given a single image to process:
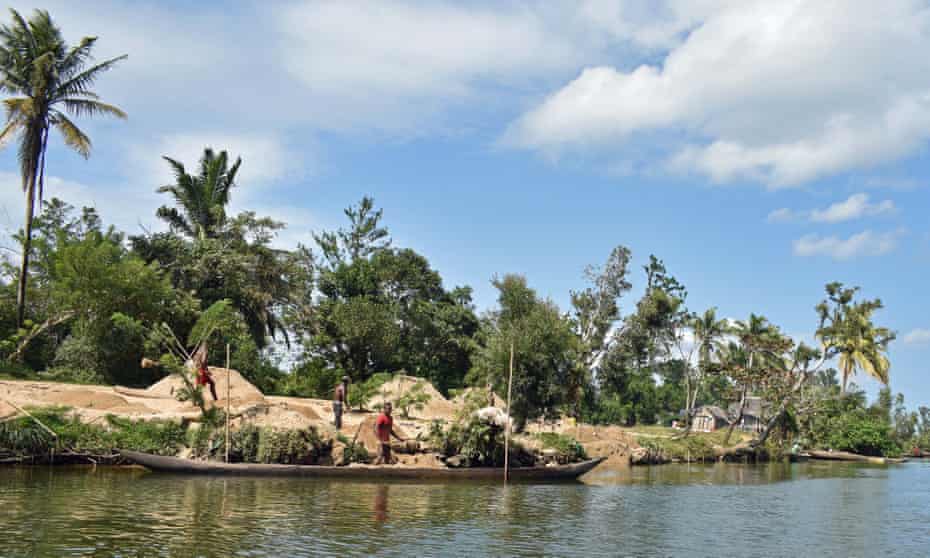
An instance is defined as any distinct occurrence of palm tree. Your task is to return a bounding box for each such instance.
[831,308,892,394]
[680,308,728,436]
[693,308,728,370]
[723,314,779,444]
[156,148,242,240]
[0,9,126,326]
[815,284,894,394]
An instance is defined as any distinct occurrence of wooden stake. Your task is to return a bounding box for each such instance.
[225,343,231,463]
[504,341,514,483]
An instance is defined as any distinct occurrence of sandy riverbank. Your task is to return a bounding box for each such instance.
[1,371,641,467]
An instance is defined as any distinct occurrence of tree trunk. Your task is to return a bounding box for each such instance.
[15,174,37,328]
[9,311,75,361]
[723,388,747,445]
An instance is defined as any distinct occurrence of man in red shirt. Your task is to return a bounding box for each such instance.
[374,402,405,465]
[191,342,217,401]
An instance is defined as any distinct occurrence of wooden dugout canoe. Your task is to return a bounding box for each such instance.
[807,450,907,465]
[120,450,604,481]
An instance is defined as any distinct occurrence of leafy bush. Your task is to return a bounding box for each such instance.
[804,393,901,457]
[534,432,587,461]
[277,360,343,399]
[348,372,392,411]
[430,416,530,467]
[824,412,901,457]
[336,433,370,464]
[0,408,186,457]
[395,381,432,419]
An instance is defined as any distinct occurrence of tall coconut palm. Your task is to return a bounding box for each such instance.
[156,148,241,240]
[831,308,892,394]
[692,308,728,370]
[0,9,126,326]
[815,284,894,394]
[679,308,729,436]
[723,314,779,444]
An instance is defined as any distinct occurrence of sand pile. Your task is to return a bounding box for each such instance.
[0,399,16,420]
[43,389,128,409]
[352,414,411,454]
[145,368,266,405]
[236,404,317,430]
[369,375,457,420]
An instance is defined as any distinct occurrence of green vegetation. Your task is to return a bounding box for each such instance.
[395,380,432,419]
[0,407,185,459]
[533,432,587,462]
[639,435,718,462]
[431,415,516,467]
[335,433,370,464]
[189,423,331,464]
[0,406,339,464]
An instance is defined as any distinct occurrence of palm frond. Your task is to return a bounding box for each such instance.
[61,98,126,119]
[51,110,91,158]
[53,54,127,98]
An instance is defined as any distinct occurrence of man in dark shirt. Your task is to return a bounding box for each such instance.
[333,376,349,429]
[374,402,405,465]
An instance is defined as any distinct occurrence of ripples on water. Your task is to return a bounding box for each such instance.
[2,461,929,557]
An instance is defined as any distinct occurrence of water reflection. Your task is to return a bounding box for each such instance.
[583,459,876,486]
[373,485,388,523]
[1,462,928,557]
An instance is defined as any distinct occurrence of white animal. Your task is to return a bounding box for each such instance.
[475,406,511,430]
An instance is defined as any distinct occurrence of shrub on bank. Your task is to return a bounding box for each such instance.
[0,408,186,459]
[533,432,587,462]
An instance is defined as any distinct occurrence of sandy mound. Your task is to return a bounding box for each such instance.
[43,389,132,410]
[369,375,457,420]
[145,368,265,404]
[0,399,16,420]
[278,401,322,421]
[351,414,411,454]
[235,404,317,430]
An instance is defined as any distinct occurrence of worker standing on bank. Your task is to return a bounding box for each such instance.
[333,376,349,429]
[374,402,405,465]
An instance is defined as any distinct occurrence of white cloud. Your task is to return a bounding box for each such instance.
[767,208,798,224]
[861,176,924,191]
[509,0,930,186]
[792,230,899,260]
[810,193,895,223]
[274,1,594,132]
[903,329,930,345]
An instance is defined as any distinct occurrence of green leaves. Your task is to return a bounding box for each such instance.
[815,282,895,392]
[156,148,242,240]
[187,299,236,347]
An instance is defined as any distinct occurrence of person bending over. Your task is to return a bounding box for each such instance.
[191,342,218,401]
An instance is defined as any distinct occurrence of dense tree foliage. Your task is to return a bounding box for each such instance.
[295,197,478,395]
[469,275,581,430]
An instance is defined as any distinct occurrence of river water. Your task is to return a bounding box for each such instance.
[2,461,929,557]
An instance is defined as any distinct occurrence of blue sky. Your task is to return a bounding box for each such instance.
[1,1,928,406]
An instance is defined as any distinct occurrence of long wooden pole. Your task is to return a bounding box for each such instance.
[504,341,514,483]
[225,343,231,463]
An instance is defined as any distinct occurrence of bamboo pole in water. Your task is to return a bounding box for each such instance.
[504,342,514,483]
[225,344,231,463]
